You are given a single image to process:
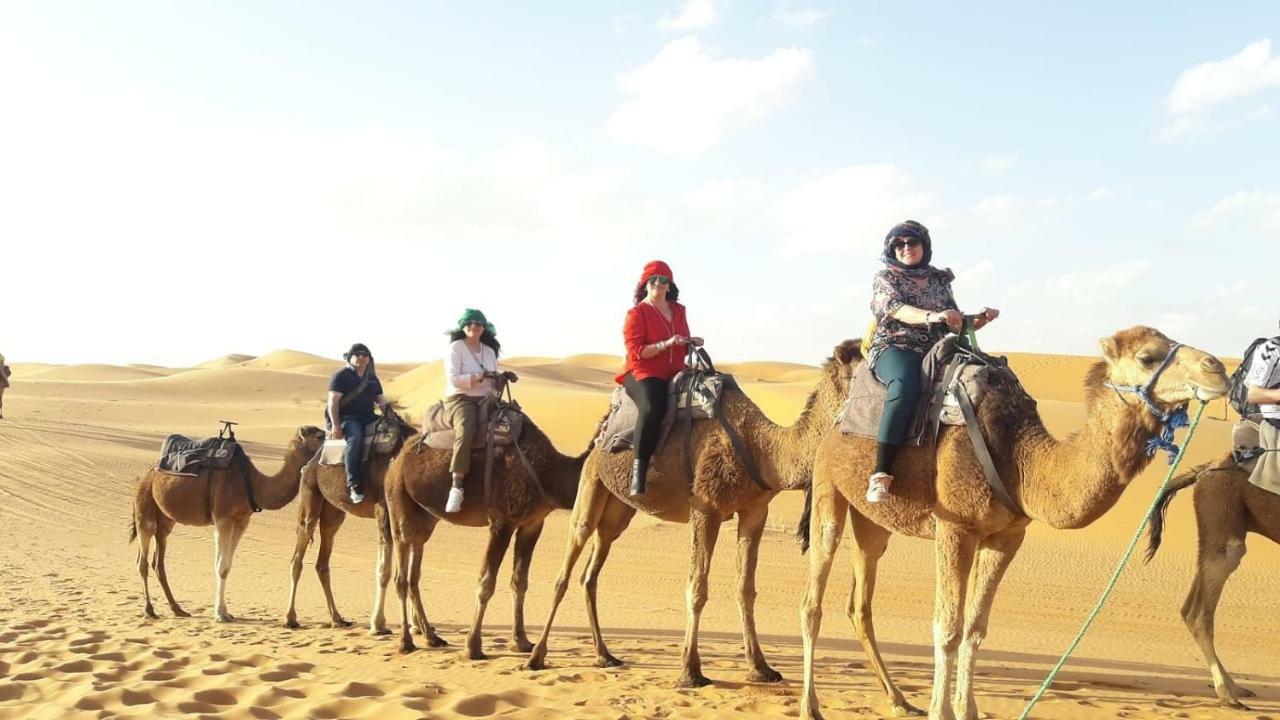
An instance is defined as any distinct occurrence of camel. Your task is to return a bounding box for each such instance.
[524,342,857,687]
[130,425,326,621]
[1146,451,1280,709]
[385,413,591,658]
[796,326,1230,720]
[283,413,417,635]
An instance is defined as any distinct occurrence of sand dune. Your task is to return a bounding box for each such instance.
[0,346,1276,719]
[197,353,257,369]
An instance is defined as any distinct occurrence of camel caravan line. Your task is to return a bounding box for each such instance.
[128,325,1256,719]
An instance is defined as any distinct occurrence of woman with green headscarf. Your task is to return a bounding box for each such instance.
[442,309,504,513]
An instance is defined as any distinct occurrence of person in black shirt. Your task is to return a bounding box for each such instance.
[326,343,390,503]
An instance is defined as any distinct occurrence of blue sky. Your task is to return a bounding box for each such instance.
[1,1,1276,366]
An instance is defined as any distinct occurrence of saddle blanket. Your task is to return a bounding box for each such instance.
[155,434,239,475]
[1247,420,1280,496]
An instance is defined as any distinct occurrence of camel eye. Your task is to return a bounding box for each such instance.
[1136,351,1158,367]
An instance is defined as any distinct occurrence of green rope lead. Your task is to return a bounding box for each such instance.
[1017,400,1209,719]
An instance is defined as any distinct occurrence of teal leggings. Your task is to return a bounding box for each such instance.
[875,347,924,448]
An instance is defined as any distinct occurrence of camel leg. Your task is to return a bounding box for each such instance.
[152,515,189,617]
[847,509,920,717]
[314,502,351,629]
[952,531,1025,720]
[406,514,446,646]
[675,508,721,688]
[285,478,322,629]
[390,487,445,653]
[928,522,979,720]
[1182,536,1250,708]
[799,481,849,720]
[525,472,611,671]
[367,502,390,635]
[735,502,782,683]
[510,521,545,654]
[581,495,634,668]
[135,511,158,620]
[466,522,517,660]
[212,518,249,623]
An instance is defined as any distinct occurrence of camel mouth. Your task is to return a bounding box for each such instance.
[1190,384,1227,403]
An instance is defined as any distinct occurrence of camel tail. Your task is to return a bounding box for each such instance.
[128,503,138,545]
[795,481,813,554]
[1144,465,1204,563]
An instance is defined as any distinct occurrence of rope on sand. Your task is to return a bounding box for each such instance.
[1017,400,1209,719]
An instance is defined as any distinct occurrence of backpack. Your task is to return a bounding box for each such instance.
[1229,337,1279,418]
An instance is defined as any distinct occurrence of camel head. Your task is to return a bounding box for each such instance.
[293,425,327,454]
[1093,326,1229,412]
[823,339,862,399]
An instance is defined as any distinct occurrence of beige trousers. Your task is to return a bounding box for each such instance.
[446,395,482,475]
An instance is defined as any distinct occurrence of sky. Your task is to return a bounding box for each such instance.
[1,1,1277,367]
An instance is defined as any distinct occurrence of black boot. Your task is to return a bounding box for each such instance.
[629,457,649,496]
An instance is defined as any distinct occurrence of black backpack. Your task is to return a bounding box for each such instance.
[1229,337,1279,417]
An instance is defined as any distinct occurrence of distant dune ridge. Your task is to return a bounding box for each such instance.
[0,344,1271,720]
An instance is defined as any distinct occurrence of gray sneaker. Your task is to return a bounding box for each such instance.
[348,486,366,504]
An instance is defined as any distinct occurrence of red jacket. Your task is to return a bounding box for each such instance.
[616,301,691,384]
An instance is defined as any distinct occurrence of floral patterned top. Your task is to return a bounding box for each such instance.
[867,265,958,368]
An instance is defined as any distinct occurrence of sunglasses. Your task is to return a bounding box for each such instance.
[891,238,923,251]
[463,321,486,328]
[350,351,369,358]
[648,275,670,286]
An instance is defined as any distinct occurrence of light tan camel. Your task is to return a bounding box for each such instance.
[524,342,857,687]
[283,414,417,635]
[797,326,1229,720]
[130,426,326,621]
[1146,452,1279,709]
[385,414,590,659]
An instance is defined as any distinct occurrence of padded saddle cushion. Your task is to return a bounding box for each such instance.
[156,434,239,474]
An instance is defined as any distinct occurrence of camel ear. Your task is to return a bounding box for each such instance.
[1098,336,1119,362]
[833,340,861,366]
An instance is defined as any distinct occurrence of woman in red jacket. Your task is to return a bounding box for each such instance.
[616,260,703,496]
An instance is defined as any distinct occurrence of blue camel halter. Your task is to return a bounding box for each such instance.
[1102,343,1189,463]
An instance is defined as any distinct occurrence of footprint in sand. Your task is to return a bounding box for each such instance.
[338,681,384,698]
[0,682,32,702]
[53,659,94,674]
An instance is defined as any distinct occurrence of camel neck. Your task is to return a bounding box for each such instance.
[739,372,839,492]
[1014,390,1161,529]
[250,441,310,510]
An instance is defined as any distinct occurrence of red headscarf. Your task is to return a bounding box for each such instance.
[639,260,674,286]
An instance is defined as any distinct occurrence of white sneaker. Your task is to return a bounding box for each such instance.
[866,473,892,503]
[445,486,464,513]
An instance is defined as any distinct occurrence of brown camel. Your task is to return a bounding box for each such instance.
[283,414,417,635]
[797,326,1230,720]
[1146,452,1279,709]
[385,413,590,658]
[131,425,326,621]
[524,342,857,687]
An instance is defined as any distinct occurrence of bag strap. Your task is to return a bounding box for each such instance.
[339,374,372,410]
[715,411,771,493]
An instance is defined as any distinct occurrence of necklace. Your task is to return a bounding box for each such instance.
[466,343,487,371]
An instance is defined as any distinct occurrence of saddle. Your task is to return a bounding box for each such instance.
[1234,415,1280,497]
[597,347,769,492]
[316,414,404,466]
[156,434,240,475]
[419,395,525,452]
[837,336,999,446]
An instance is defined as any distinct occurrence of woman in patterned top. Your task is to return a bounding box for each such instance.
[865,220,999,503]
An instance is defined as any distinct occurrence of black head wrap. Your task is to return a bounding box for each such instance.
[881,220,934,275]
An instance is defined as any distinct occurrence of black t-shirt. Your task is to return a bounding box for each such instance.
[328,366,382,425]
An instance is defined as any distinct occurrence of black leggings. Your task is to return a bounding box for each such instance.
[623,373,668,462]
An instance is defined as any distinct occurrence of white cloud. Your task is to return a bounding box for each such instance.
[771,2,831,28]
[980,153,1019,174]
[969,194,1020,230]
[1160,39,1280,140]
[1191,190,1280,235]
[605,36,812,155]
[658,0,721,31]
[1166,39,1280,115]
[776,163,936,255]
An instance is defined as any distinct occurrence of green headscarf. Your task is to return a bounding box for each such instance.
[456,308,497,337]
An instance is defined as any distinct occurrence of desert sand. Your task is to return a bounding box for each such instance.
[0,347,1277,719]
